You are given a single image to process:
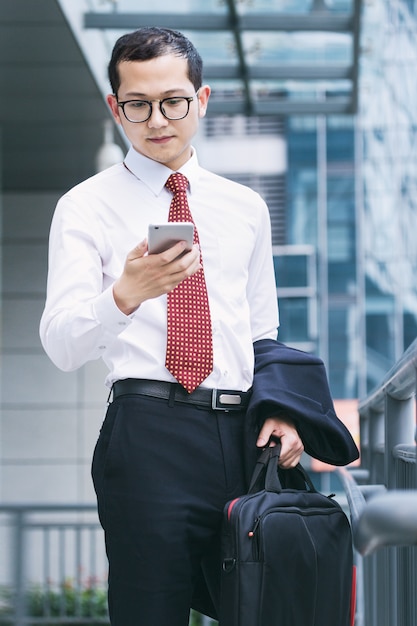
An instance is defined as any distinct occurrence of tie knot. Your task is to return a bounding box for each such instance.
[166,172,189,195]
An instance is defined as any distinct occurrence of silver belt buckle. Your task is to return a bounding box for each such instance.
[211,389,243,411]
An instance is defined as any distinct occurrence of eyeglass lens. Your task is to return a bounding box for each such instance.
[123,97,191,122]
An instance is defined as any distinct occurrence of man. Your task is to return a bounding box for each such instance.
[39,27,305,626]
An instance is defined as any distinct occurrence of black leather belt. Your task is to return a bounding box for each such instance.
[111,378,251,411]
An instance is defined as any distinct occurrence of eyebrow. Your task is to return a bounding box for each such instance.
[123,88,190,99]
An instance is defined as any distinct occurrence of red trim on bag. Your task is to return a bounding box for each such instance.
[227,498,240,521]
[350,565,357,626]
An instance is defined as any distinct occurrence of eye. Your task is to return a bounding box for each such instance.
[164,98,184,107]
[128,100,148,109]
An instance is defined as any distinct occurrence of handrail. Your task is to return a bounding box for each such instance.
[354,490,417,555]
[359,337,417,418]
[339,338,417,626]
[337,467,387,555]
[340,339,417,555]
[0,503,97,512]
[338,468,417,555]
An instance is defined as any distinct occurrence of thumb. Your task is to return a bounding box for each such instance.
[127,238,148,261]
[256,425,270,448]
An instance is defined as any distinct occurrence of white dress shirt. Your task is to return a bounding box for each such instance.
[40,147,279,391]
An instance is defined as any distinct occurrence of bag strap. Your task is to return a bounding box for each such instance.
[248,444,318,495]
[248,444,281,493]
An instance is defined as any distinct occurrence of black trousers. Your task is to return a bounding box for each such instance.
[91,393,248,626]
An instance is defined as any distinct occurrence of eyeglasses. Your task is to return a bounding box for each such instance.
[117,94,198,123]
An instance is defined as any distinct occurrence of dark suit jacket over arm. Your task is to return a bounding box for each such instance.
[246,339,360,468]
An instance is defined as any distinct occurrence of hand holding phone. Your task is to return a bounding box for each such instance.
[148,223,194,255]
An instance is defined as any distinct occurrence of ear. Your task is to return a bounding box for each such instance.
[197,85,211,119]
[107,94,122,124]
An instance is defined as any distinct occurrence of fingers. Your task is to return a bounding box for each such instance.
[113,241,201,315]
[256,416,304,469]
[126,239,198,267]
[150,241,198,265]
[150,243,201,287]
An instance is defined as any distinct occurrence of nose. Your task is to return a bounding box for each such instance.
[147,103,169,129]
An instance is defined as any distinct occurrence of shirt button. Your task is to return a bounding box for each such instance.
[118,321,127,326]
[99,345,106,351]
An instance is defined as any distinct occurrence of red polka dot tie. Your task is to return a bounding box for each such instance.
[165,173,213,393]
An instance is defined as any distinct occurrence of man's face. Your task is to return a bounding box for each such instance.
[107,55,210,171]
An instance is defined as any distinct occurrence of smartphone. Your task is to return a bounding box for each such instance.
[148,223,194,255]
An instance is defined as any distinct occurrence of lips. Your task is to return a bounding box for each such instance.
[148,136,173,144]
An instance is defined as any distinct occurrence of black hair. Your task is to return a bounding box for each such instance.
[108,27,203,95]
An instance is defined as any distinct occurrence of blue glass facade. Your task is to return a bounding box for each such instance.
[277,0,417,400]
[360,0,417,392]
[277,116,357,399]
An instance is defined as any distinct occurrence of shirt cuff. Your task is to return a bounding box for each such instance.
[93,285,134,336]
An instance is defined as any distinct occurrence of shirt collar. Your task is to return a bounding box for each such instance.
[123,147,200,196]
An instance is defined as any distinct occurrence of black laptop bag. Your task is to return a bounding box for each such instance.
[220,445,355,626]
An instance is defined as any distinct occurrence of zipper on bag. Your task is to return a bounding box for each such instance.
[248,516,261,559]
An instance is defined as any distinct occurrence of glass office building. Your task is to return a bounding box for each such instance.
[187,0,417,406]
[281,115,357,400]
[269,0,417,402]
[360,0,417,391]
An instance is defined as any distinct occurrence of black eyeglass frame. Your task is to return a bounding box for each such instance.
[117,94,198,123]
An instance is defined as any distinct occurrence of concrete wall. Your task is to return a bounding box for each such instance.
[0,191,108,504]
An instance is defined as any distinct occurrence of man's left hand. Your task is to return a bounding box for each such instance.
[256,416,304,468]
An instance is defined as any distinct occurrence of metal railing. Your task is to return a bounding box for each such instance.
[0,504,215,626]
[338,338,417,626]
[0,504,109,625]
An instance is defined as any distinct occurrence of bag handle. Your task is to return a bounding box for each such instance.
[248,444,281,493]
[248,443,317,495]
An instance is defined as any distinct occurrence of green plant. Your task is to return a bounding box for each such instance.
[26,581,108,619]
[0,586,218,626]
[0,582,109,625]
